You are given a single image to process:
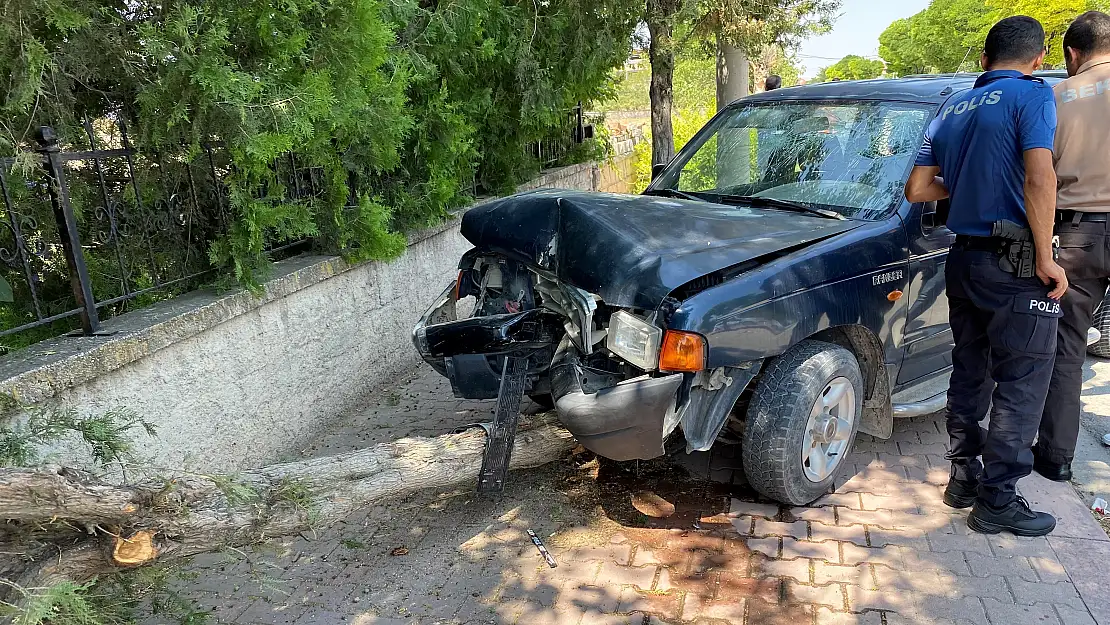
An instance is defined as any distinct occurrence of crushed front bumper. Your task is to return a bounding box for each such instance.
[413,284,758,463]
[413,286,684,460]
[412,284,560,399]
[553,368,684,461]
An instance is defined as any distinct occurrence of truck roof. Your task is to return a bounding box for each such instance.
[740,70,1068,106]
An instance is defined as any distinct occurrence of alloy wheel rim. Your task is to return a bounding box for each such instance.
[801,376,856,483]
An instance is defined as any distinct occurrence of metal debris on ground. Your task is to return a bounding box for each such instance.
[526,529,557,568]
[476,357,528,494]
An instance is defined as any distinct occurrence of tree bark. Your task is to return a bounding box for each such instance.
[0,415,576,610]
[716,36,749,111]
[646,0,679,168]
[715,34,752,187]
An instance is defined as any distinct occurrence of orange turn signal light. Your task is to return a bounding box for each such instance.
[659,330,707,372]
[454,270,464,301]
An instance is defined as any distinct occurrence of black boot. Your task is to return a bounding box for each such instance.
[942,477,978,509]
[1032,447,1072,482]
[967,497,1056,537]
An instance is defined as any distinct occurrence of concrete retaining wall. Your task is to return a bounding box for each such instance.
[0,150,639,474]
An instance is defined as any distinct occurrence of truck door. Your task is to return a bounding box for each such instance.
[898,198,955,386]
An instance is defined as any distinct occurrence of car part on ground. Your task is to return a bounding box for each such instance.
[742,340,864,505]
[476,356,529,494]
[527,529,558,567]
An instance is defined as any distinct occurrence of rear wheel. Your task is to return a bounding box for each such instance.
[742,340,863,505]
[1089,288,1110,358]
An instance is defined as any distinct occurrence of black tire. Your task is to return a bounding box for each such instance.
[1089,289,1110,358]
[742,340,864,506]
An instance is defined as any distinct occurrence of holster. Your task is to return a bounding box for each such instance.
[999,240,1036,278]
[997,237,1059,278]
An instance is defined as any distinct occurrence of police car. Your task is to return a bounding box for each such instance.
[413,72,1069,506]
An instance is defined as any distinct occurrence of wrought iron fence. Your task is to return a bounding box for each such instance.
[0,106,591,349]
[527,102,594,167]
[0,120,310,343]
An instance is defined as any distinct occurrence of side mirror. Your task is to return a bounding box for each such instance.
[651,163,666,181]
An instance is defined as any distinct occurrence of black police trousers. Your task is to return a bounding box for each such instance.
[1037,218,1110,465]
[945,247,1061,507]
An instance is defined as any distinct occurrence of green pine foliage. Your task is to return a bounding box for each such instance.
[0,403,156,468]
[0,0,639,288]
[2,580,126,625]
[2,567,215,625]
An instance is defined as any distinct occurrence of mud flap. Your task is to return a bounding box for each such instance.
[860,364,894,439]
[477,356,529,494]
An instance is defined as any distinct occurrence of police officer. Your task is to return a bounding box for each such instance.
[905,16,1068,536]
[1034,11,1110,482]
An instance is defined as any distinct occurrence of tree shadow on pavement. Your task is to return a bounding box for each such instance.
[166,375,1083,625]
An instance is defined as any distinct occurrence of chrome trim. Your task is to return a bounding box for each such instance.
[908,248,949,261]
[892,390,947,418]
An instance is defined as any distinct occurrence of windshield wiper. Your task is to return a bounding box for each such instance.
[717,195,846,220]
[643,188,707,202]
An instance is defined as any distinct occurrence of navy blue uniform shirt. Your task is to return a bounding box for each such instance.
[915,70,1057,236]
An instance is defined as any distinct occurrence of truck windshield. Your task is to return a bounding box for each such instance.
[650,100,933,220]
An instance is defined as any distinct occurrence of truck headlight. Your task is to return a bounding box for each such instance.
[607,311,662,370]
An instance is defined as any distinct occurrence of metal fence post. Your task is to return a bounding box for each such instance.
[36,126,100,334]
[574,101,584,143]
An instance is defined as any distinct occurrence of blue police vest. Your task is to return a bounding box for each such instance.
[915,70,1057,237]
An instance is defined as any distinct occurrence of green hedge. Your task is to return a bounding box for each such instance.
[0,0,639,350]
[1,0,639,282]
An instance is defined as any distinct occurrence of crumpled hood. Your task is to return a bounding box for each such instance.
[461,189,863,310]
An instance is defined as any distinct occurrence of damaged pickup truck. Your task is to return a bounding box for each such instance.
[413,75,1056,505]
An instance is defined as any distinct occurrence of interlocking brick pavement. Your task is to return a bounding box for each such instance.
[156,368,1108,625]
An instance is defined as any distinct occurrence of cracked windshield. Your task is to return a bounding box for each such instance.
[655,101,932,219]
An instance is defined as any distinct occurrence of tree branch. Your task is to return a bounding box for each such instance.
[0,414,576,613]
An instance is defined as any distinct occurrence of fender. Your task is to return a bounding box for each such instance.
[668,217,911,370]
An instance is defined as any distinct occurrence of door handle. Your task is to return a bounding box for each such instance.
[921,201,938,233]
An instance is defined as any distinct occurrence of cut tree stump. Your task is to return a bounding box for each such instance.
[0,414,575,610]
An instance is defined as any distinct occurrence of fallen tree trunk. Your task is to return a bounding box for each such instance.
[0,414,575,610]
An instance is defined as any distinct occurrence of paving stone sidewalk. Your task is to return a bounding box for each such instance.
[163,368,1110,625]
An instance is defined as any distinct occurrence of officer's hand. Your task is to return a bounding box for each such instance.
[1038,259,1069,300]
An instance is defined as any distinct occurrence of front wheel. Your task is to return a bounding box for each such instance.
[742,340,864,505]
